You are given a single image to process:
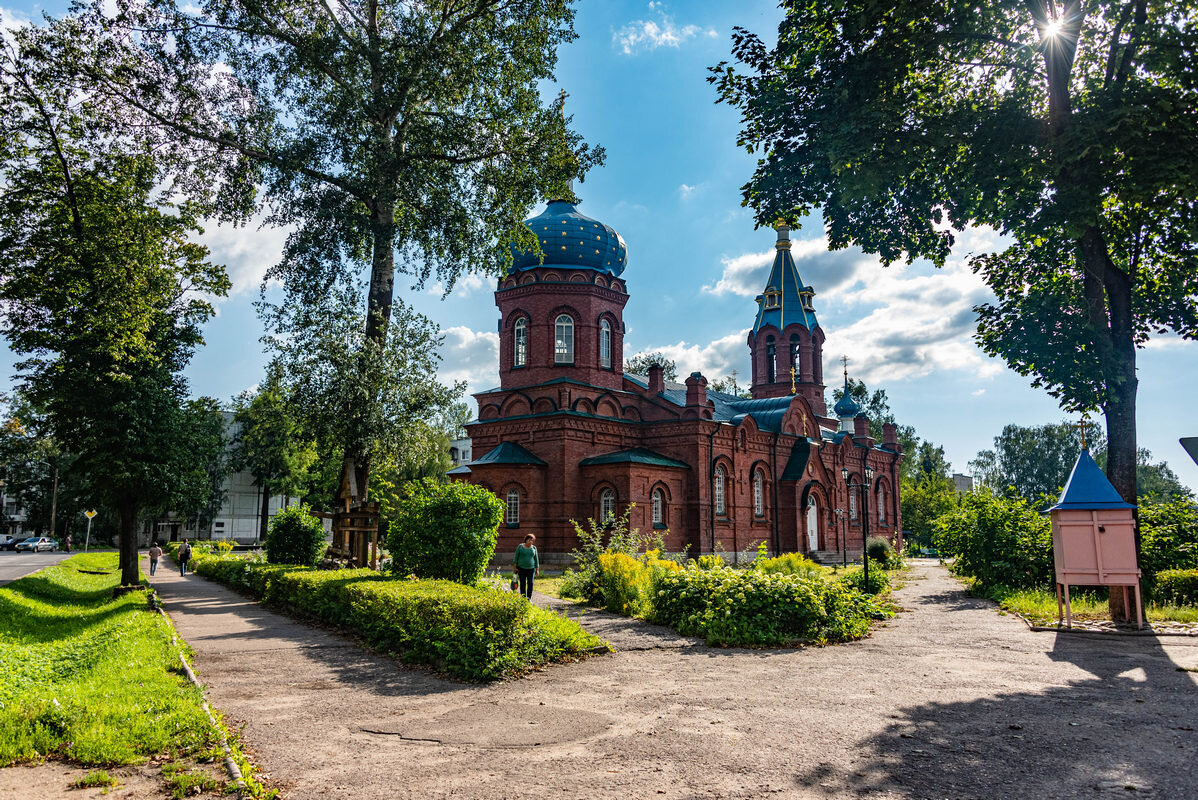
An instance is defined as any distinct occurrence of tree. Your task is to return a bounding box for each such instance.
[707,374,751,398]
[625,352,678,381]
[67,0,601,497]
[831,378,920,479]
[1092,446,1193,503]
[711,2,1198,513]
[0,28,229,585]
[232,370,317,541]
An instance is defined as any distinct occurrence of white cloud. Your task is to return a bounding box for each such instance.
[438,326,499,397]
[971,389,986,396]
[194,215,291,298]
[678,183,697,200]
[426,272,489,297]
[0,6,31,29]
[698,225,1013,386]
[629,328,750,382]
[613,5,716,55]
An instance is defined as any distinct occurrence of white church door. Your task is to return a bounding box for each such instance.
[806,497,819,552]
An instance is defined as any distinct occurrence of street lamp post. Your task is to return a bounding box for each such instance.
[842,464,876,588]
[834,507,846,566]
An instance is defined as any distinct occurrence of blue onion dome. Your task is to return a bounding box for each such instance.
[834,391,862,418]
[510,199,627,275]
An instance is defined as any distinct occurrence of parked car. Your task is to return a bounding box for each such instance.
[0,534,18,551]
[15,536,56,553]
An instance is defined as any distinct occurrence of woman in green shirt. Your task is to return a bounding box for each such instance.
[513,533,540,599]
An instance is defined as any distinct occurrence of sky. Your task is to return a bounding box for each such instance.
[3,0,1197,490]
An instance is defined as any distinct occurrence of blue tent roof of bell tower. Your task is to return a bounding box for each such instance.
[752,242,819,334]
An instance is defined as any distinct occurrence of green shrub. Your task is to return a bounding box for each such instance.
[866,536,902,568]
[755,552,826,579]
[387,480,503,584]
[592,551,681,617]
[264,504,327,566]
[932,489,1052,589]
[1155,569,1198,607]
[840,566,890,595]
[189,554,604,680]
[694,554,725,570]
[649,564,889,646]
[1140,499,1198,591]
[559,505,663,600]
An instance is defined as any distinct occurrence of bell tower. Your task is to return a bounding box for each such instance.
[746,224,827,414]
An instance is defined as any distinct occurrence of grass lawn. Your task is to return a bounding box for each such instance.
[985,585,1198,625]
[0,553,222,766]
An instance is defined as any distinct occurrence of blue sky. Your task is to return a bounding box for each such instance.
[4,0,1197,489]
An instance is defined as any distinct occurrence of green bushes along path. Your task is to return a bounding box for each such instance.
[0,553,218,765]
[190,552,606,681]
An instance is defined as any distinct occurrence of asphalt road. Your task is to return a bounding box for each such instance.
[0,549,73,586]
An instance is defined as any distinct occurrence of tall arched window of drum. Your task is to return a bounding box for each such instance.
[652,488,664,525]
[753,470,764,517]
[513,318,527,368]
[600,488,616,522]
[555,315,574,364]
[599,318,612,368]
[766,338,777,383]
[790,334,800,375]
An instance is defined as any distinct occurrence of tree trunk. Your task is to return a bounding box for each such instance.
[117,495,140,587]
[258,480,270,544]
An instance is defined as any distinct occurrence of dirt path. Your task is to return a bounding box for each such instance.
[150,560,1198,800]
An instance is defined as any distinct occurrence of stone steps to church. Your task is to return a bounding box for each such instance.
[808,549,862,566]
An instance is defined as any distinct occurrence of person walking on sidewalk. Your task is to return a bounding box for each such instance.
[148,541,163,577]
[513,534,540,600]
[178,539,192,577]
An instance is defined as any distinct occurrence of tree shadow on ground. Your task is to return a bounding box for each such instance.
[793,632,1198,799]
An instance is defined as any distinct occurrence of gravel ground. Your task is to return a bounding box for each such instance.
[148,560,1198,800]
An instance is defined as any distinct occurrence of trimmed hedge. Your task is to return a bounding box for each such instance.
[1155,569,1198,607]
[387,480,503,584]
[189,553,605,680]
[649,564,890,646]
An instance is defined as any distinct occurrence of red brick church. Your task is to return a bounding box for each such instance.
[450,199,903,561]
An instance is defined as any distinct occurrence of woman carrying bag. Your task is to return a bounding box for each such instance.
[513,533,540,600]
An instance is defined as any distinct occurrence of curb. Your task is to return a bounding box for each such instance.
[148,583,248,799]
[1011,610,1198,637]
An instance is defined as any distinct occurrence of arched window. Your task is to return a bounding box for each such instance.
[599,318,612,368]
[849,483,858,521]
[877,484,886,525]
[505,489,520,526]
[753,470,764,517]
[600,488,616,522]
[714,466,727,516]
[513,318,527,368]
[652,488,664,526]
[766,338,777,383]
[554,314,574,364]
[790,334,801,376]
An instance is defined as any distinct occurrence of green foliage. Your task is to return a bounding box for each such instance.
[840,566,891,596]
[0,554,217,765]
[232,369,317,515]
[933,490,1053,590]
[624,352,678,381]
[1140,499,1198,586]
[649,565,889,647]
[694,554,725,570]
[754,553,826,580]
[712,2,1198,504]
[71,771,119,789]
[865,536,897,567]
[900,470,959,549]
[264,505,326,567]
[386,481,502,584]
[970,421,1097,501]
[593,552,681,617]
[1153,570,1198,607]
[558,505,663,600]
[191,553,605,680]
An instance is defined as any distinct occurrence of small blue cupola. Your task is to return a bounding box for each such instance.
[751,223,819,335]
[1049,448,1136,511]
[833,363,861,433]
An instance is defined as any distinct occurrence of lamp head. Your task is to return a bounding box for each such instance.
[841,467,849,484]
[865,464,875,482]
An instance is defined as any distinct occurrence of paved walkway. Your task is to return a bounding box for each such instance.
[149,559,1198,800]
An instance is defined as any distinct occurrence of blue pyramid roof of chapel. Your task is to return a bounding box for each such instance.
[1049,448,1136,511]
[752,232,819,334]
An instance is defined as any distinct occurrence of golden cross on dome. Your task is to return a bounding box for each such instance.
[841,354,849,380]
[790,366,797,394]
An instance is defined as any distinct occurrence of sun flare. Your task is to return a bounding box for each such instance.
[1044,19,1063,37]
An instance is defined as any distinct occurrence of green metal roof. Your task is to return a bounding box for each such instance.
[579,448,690,469]
[471,442,547,466]
[780,438,813,481]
